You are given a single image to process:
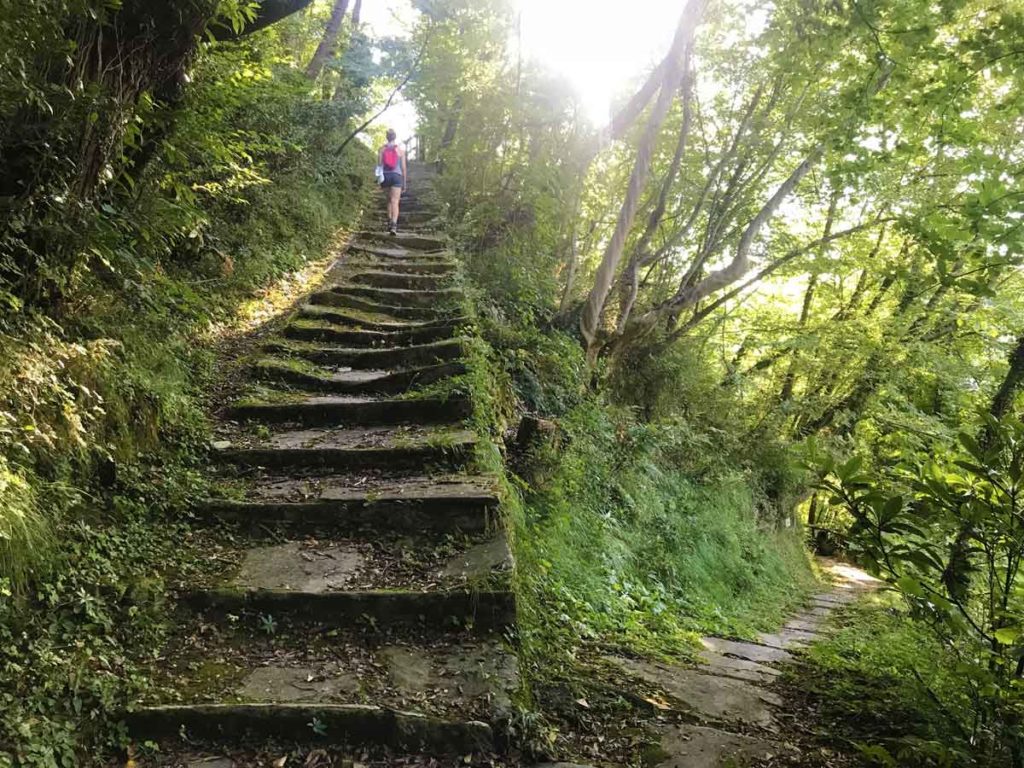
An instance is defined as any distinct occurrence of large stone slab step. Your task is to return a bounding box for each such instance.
[297,304,464,332]
[186,586,515,631]
[346,243,453,263]
[125,704,492,753]
[398,209,441,225]
[225,395,472,427]
[350,270,452,290]
[207,533,512,595]
[345,254,455,274]
[263,338,467,370]
[253,358,467,395]
[214,425,477,471]
[308,288,450,320]
[328,284,463,310]
[200,474,499,534]
[284,318,459,346]
[147,633,516,728]
[355,232,446,251]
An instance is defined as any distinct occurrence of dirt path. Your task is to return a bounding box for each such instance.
[127,165,520,766]
[593,560,881,768]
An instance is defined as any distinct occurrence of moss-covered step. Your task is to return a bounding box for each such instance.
[296,304,465,332]
[346,243,453,263]
[125,703,492,753]
[397,209,440,226]
[225,394,472,426]
[355,232,446,251]
[253,357,467,395]
[349,270,453,290]
[200,474,499,533]
[308,288,451,320]
[345,254,456,274]
[213,425,477,471]
[325,284,463,310]
[143,631,516,727]
[283,318,460,346]
[185,586,515,632]
[262,337,467,370]
[196,532,512,594]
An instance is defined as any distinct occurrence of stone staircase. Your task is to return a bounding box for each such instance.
[130,164,520,766]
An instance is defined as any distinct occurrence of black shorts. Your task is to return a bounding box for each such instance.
[381,171,403,188]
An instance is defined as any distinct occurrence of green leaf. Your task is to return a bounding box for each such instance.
[896,576,925,598]
[994,626,1022,646]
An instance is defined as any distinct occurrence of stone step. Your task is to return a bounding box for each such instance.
[200,474,499,534]
[144,631,515,724]
[253,358,467,395]
[398,209,441,225]
[225,395,472,427]
[263,337,467,370]
[283,318,459,346]
[327,284,463,310]
[297,304,463,332]
[350,270,452,290]
[125,703,493,754]
[214,425,477,472]
[199,532,512,594]
[355,232,446,251]
[185,586,515,632]
[308,288,451,320]
[345,254,456,274]
[346,243,453,263]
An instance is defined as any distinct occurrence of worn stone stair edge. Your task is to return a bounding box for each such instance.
[253,358,468,396]
[224,395,473,426]
[345,254,456,273]
[124,703,492,753]
[349,271,455,290]
[308,289,455,320]
[283,320,459,346]
[197,493,498,534]
[262,337,469,369]
[345,246,455,264]
[216,443,475,471]
[327,284,464,310]
[297,305,466,331]
[184,587,516,631]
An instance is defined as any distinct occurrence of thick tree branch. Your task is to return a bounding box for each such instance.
[337,52,423,155]
[616,55,695,334]
[306,0,351,80]
[579,0,709,358]
[214,0,316,40]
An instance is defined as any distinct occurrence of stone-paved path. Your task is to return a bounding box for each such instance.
[602,560,880,768]
[128,164,519,766]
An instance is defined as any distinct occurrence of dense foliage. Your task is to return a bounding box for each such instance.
[0,1,388,762]
[1,0,1022,764]
[405,0,1024,764]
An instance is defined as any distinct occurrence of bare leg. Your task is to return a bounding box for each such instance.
[390,186,401,226]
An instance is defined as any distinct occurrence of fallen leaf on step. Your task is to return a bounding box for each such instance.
[642,694,672,710]
[272,757,287,768]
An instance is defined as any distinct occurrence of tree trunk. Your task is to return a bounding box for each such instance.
[351,0,363,26]
[779,192,836,404]
[579,0,708,361]
[982,334,1024,446]
[215,0,316,40]
[306,0,351,80]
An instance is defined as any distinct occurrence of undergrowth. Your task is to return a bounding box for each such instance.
[795,595,987,766]
[0,34,374,765]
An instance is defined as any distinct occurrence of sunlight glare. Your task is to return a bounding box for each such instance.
[516,0,700,125]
